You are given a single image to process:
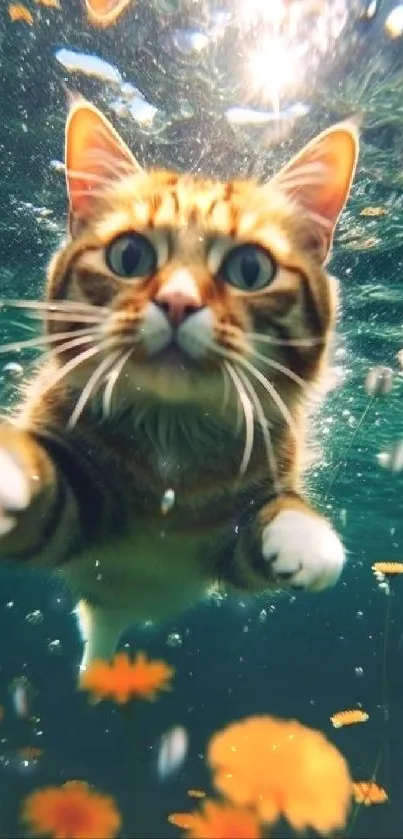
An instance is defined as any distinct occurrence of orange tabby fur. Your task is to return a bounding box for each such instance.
[0,100,359,670]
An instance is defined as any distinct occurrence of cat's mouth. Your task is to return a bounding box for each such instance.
[147,342,199,372]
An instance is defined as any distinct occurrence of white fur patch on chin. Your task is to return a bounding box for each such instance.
[262,510,345,592]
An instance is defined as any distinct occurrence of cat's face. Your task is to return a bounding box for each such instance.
[47,101,358,425]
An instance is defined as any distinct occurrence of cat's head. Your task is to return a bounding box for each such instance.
[47,98,358,430]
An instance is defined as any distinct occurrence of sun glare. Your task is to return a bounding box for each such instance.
[247,36,300,109]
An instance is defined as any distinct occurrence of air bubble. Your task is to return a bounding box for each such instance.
[365,366,394,396]
[385,5,403,38]
[166,632,182,647]
[377,439,403,473]
[25,610,43,626]
[47,639,62,655]
[2,362,23,380]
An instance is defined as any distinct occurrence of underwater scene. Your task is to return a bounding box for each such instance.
[0,0,403,836]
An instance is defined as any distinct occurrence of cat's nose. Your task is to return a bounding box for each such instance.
[155,269,202,327]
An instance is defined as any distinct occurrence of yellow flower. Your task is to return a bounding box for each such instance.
[80,651,174,703]
[21,780,121,839]
[208,715,352,835]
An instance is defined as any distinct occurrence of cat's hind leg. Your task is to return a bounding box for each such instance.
[75,600,128,672]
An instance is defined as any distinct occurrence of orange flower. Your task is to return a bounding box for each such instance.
[372,561,403,577]
[85,0,132,27]
[353,781,388,805]
[186,800,261,839]
[21,780,121,839]
[330,709,369,728]
[168,812,198,829]
[208,715,352,836]
[80,651,174,704]
[8,3,34,23]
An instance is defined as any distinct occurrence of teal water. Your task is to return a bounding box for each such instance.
[0,1,403,836]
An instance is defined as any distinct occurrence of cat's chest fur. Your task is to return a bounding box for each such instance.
[60,515,216,620]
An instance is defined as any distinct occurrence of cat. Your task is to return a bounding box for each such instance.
[0,98,358,672]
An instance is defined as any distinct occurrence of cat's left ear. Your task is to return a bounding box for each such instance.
[65,97,142,232]
[271,121,359,262]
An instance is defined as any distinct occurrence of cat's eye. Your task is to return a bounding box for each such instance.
[106,232,157,278]
[220,244,276,291]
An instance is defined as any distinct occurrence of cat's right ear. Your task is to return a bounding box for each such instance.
[65,98,142,233]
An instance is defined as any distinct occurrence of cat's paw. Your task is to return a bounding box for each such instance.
[262,510,345,592]
[0,447,31,537]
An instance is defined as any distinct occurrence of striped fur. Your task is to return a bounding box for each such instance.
[0,101,359,670]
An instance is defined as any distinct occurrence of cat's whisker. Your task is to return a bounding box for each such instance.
[236,355,299,440]
[213,345,299,441]
[102,347,134,418]
[220,365,232,415]
[248,347,313,392]
[0,327,99,356]
[40,344,101,398]
[68,350,122,429]
[8,320,36,333]
[22,311,106,325]
[222,360,255,475]
[0,298,105,315]
[235,366,280,494]
[245,331,324,348]
[37,333,98,367]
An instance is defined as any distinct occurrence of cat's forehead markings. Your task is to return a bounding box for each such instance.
[236,209,292,259]
[149,177,233,232]
[95,211,137,241]
[151,192,180,228]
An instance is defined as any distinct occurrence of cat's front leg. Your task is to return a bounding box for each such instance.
[232,493,345,593]
[0,423,80,565]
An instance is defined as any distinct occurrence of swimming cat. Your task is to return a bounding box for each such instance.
[0,99,358,671]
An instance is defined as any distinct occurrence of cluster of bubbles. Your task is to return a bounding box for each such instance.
[365,363,403,473]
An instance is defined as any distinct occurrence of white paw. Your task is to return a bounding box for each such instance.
[0,447,30,537]
[262,510,345,592]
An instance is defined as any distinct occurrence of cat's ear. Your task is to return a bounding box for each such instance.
[271,121,359,262]
[65,97,142,229]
